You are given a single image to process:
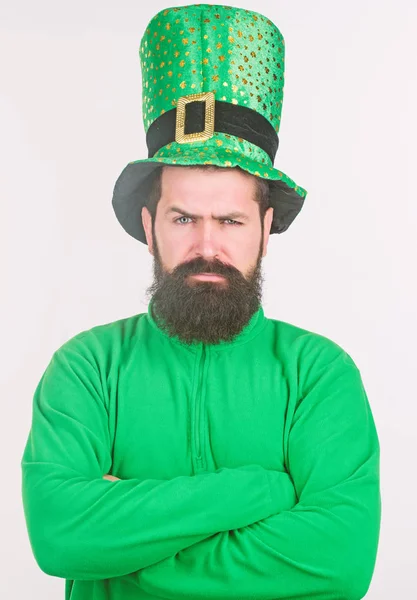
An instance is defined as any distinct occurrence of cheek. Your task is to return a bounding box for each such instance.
[156,226,188,268]
[227,238,259,269]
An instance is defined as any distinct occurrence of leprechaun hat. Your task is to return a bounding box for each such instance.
[112,4,307,244]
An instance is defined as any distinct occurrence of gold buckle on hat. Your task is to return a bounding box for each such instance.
[175,91,215,144]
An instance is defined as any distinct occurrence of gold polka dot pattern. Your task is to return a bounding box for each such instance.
[140,4,285,134]
[124,3,308,200]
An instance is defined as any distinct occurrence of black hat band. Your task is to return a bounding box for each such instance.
[146,97,279,164]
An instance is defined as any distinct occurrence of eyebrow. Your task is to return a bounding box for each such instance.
[166,206,249,222]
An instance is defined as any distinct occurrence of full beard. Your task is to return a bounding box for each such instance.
[145,230,265,346]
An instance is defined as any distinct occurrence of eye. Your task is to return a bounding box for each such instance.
[222,219,242,226]
[173,217,243,226]
[174,216,193,225]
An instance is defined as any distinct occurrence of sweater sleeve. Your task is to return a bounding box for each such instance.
[135,344,381,600]
[20,336,297,581]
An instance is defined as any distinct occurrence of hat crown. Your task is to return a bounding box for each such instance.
[140,4,285,134]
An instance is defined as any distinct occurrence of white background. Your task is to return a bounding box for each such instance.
[2,0,416,597]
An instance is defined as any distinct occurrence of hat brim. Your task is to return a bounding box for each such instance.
[112,146,307,244]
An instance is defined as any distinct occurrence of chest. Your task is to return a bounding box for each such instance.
[108,343,293,479]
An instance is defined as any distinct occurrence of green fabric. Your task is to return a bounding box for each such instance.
[130,130,307,192]
[141,5,285,133]
[21,303,381,599]
[127,3,307,197]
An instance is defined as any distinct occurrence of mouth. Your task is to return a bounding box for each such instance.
[189,273,226,281]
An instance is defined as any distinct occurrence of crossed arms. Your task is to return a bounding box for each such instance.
[21,336,381,599]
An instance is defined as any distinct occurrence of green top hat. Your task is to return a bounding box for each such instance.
[112,3,307,244]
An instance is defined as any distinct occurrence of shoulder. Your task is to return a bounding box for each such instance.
[265,314,360,373]
[52,312,148,364]
[265,317,367,412]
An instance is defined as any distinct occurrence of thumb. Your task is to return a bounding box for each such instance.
[103,474,120,481]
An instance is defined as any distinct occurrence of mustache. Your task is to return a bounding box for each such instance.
[171,257,241,279]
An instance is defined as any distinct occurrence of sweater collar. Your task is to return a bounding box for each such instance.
[146,299,267,351]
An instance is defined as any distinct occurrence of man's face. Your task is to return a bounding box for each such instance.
[142,166,273,345]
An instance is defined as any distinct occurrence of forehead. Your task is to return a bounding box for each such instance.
[159,166,259,213]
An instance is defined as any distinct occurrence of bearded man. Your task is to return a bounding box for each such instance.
[21,4,381,600]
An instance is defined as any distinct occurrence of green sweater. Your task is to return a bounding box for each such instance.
[21,302,381,599]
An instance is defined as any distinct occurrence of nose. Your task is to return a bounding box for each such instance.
[193,221,222,261]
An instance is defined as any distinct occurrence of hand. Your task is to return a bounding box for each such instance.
[103,474,120,481]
